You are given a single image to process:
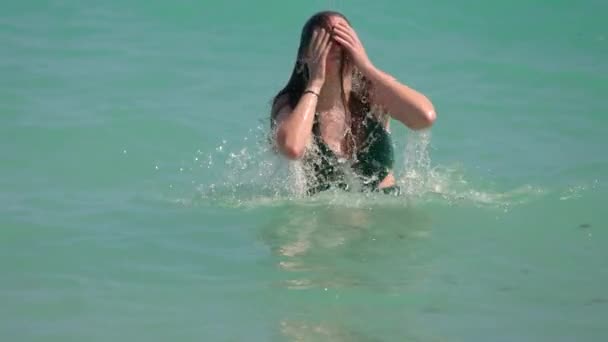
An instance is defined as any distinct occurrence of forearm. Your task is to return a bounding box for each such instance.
[362,64,436,130]
[276,82,322,159]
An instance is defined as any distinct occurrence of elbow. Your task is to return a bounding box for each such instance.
[276,130,305,160]
[282,144,305,160]
[424,108,437,127]
[412,107,436,130]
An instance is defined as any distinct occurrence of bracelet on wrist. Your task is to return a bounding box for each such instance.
[303,89,320,98]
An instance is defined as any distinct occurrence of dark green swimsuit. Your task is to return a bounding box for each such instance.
[302,113,400,196]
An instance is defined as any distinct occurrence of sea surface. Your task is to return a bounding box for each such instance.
[1,0,607,341]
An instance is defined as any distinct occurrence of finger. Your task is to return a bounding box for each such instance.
[332,25,353,39]
[321,40,332,58]
[308,29,319,56]
[308,30,319,51]
[313,29,328,55]
[336,21,354,31]
[320,28,331,51]
[332,28,356,48]
[332,25,355,40]
[332,35,354,52]
[335,23,360,43]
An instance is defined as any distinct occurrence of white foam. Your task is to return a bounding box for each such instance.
[161,123,545,210]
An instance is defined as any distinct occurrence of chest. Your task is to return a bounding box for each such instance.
[316,109,350,156]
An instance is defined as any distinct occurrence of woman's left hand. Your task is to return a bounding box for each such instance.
[331,22,374,73]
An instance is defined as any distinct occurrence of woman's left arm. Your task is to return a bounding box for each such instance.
[332,22,436,130]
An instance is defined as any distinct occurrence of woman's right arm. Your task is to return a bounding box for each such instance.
[272,28,332,160]
[272,81,323,160]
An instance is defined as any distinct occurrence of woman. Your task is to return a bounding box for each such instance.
[271,11,436,195]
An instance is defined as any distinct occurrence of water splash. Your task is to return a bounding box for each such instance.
[394,130,546,209]
[159,123,544,210]
[399,129,432,195]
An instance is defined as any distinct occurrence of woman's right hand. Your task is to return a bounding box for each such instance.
[272,28,332,160]
[304,28,332,88]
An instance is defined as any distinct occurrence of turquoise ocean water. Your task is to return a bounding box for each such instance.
[2,0,607,340]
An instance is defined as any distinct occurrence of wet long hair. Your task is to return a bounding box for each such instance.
[270,11,375,155]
